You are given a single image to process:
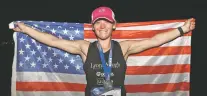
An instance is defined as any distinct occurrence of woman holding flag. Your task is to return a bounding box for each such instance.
[11,6,195,96]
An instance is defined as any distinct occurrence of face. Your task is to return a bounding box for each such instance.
[93,19,115,40]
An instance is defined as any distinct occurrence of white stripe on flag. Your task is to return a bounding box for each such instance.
[16,72,87,84]
[16,90,188,96]
[127,54,190,66]
[16,72,189,85]
[16,91,84,96]
[125,73,189,84]
[12,32,17,96]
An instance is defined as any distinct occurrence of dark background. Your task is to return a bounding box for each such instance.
[0,0,205,96]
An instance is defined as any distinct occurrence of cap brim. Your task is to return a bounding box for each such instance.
[92,17,114,24]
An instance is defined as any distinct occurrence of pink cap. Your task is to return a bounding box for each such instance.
[91,6,115,24]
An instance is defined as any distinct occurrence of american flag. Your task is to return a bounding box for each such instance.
[11,19,191,96]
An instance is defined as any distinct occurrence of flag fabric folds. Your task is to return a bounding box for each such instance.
[11,19,191,96]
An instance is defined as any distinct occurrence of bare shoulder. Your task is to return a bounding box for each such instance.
[119,40,143,59]
[78,40,90,54]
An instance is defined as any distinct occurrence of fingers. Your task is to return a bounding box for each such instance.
[186,18,195,23]
[191,18,195,22]
[191,18,196,26]
[191,25,195,30]
[186,18,195,26]
[189,18,196,23]
[9,21,26,32]
[13,27,21,32]
[190,19,196,30]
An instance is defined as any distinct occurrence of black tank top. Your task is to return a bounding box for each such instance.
[83,40,127,96]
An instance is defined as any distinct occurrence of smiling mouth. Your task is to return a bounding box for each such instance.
[100,30,107,32]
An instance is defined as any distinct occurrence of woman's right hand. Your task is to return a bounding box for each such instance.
[12,22,29,33]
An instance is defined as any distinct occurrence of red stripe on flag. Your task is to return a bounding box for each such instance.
[125,82,189,92]
[126,64,190,75]
[84,30,191,39]
[16,82,86,91]
[16,82,189,92]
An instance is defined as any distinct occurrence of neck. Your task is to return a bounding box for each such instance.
[97,37,112,52]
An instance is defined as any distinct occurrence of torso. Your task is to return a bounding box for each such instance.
[83,40,127,96]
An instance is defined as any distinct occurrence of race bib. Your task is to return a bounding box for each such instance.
[91,87,121,96]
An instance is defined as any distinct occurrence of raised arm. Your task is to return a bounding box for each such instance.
[11,22,90,56]
[120,18,195,59]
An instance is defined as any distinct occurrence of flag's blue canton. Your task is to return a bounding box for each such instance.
[16,21,85,74]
